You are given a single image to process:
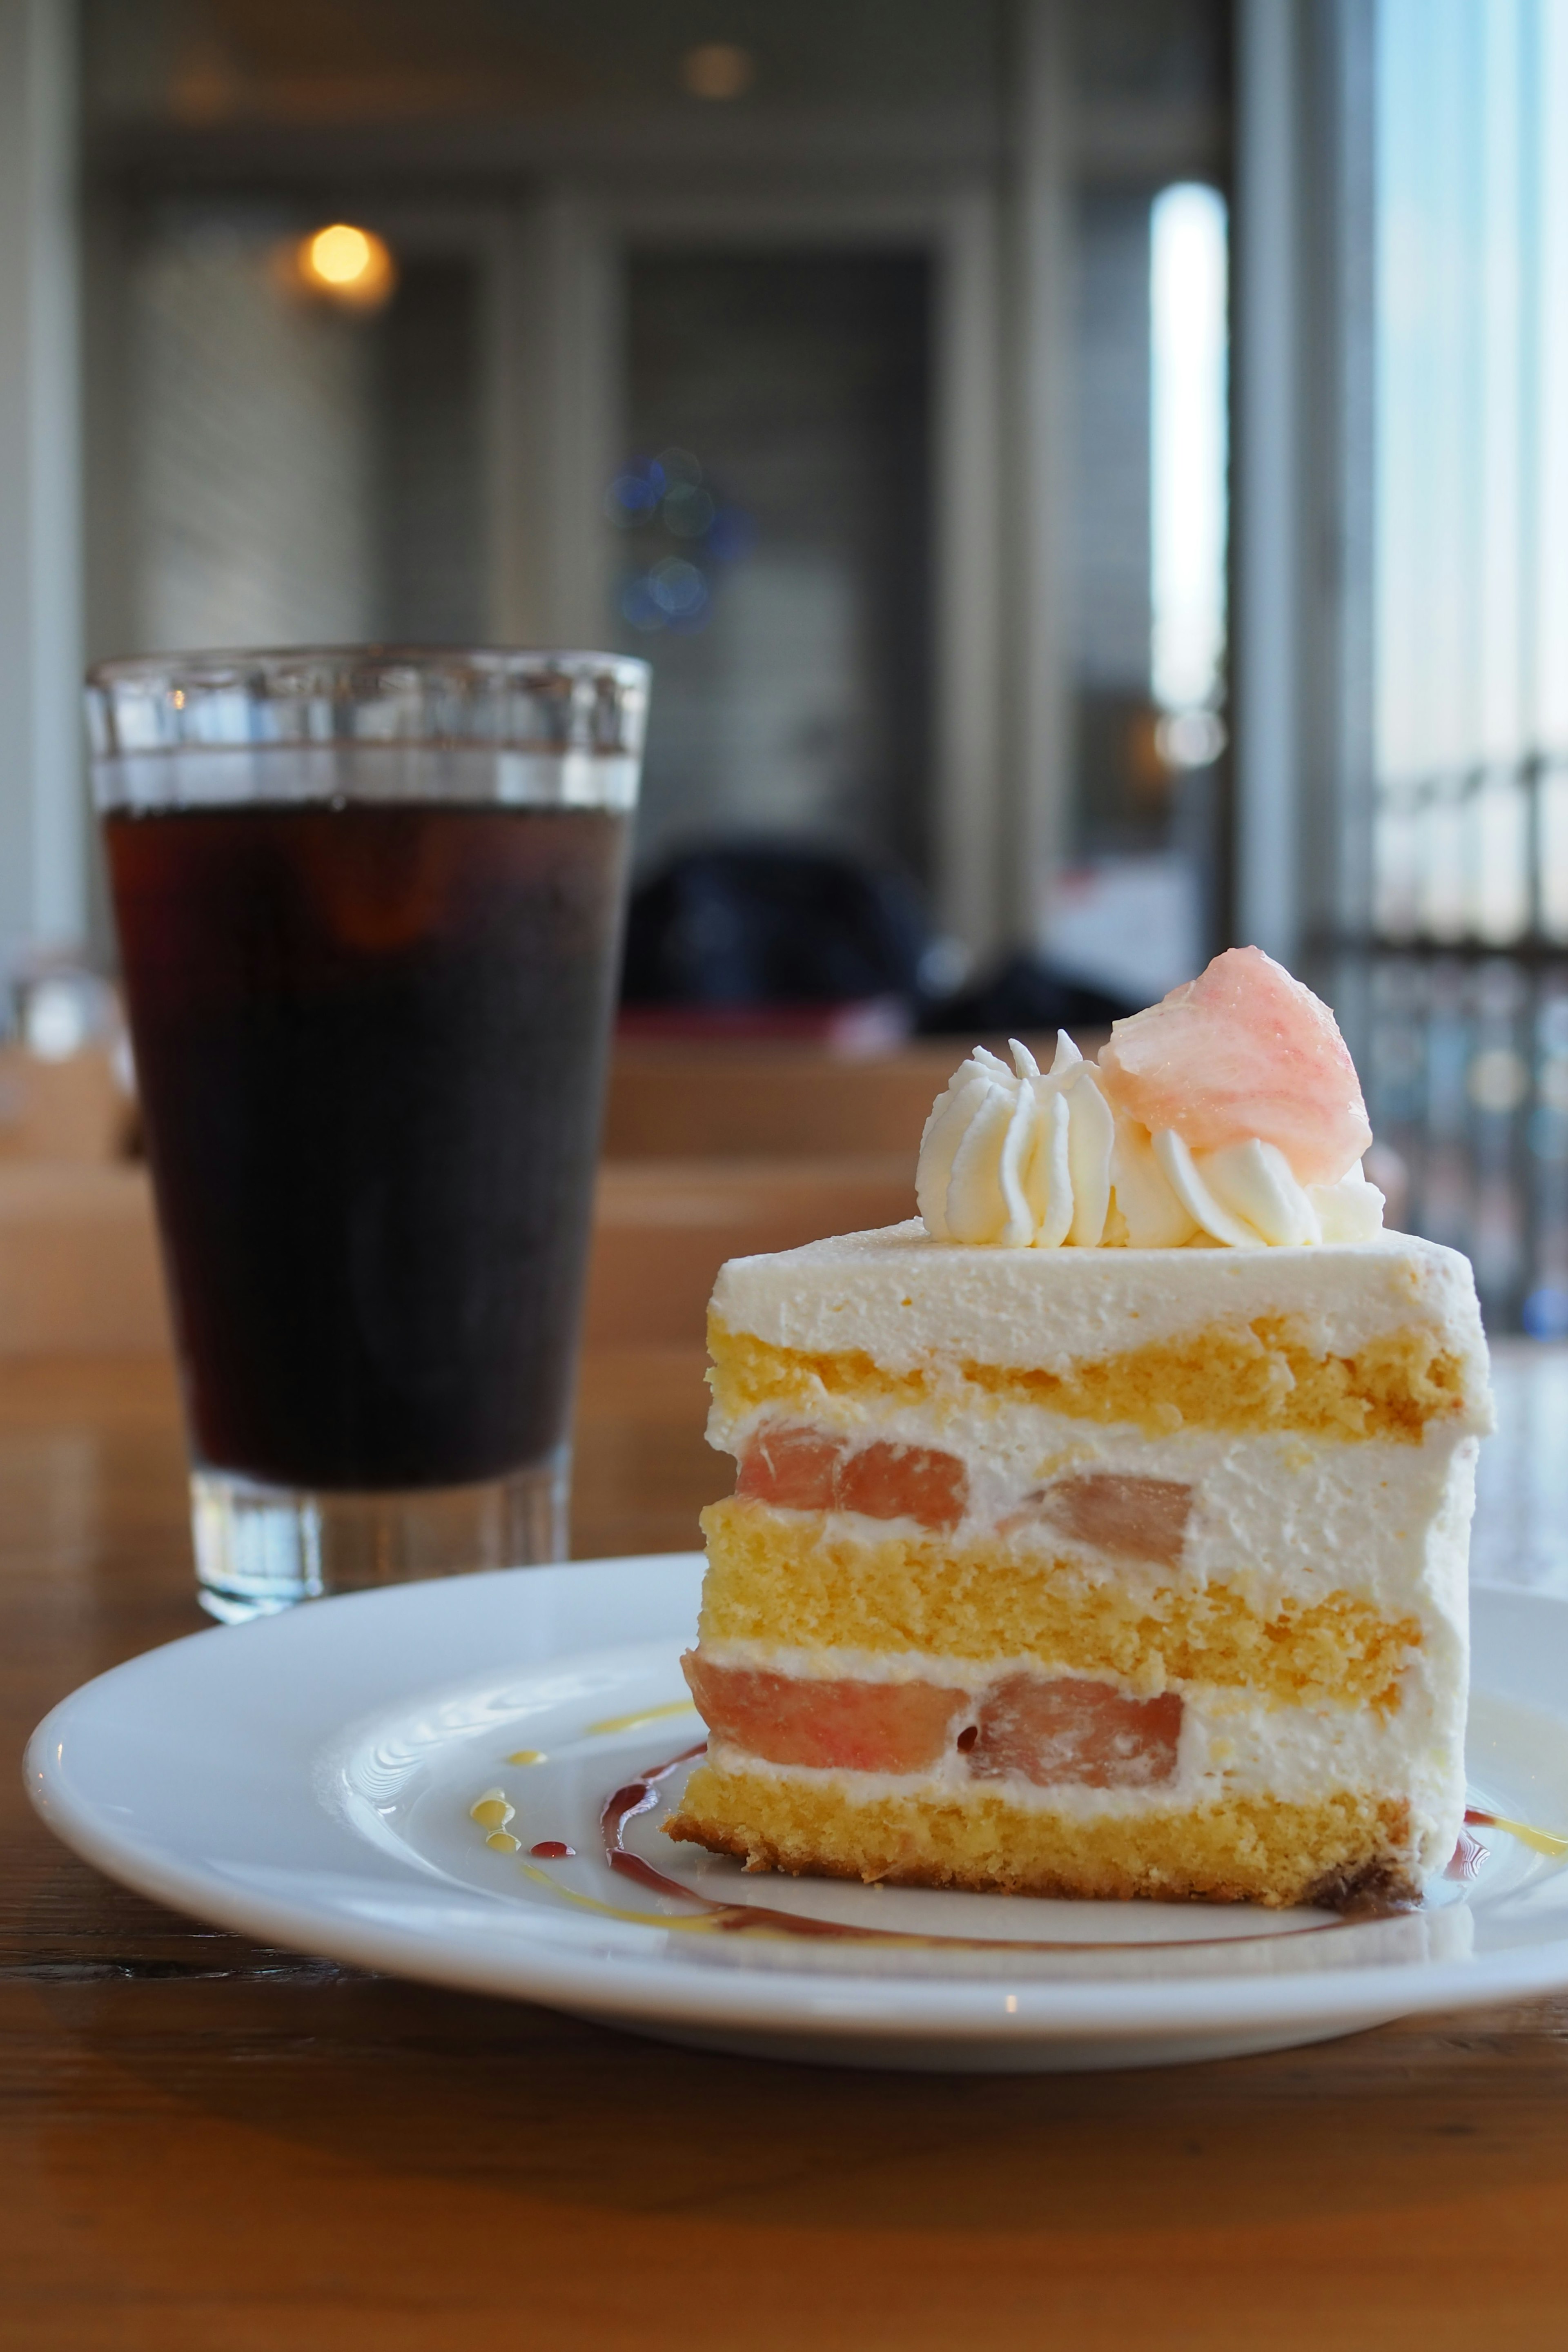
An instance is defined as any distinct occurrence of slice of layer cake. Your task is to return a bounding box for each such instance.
[666,949,1491,1909]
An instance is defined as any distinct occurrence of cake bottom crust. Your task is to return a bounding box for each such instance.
[666,1765,1418,1911]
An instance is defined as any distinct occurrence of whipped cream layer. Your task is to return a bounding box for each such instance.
[710,1219,1492,1399]
[707,1403,1481,1624]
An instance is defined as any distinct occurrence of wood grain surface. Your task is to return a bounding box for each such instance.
[0,1156,920,1357]
[4,1353,1567,2352]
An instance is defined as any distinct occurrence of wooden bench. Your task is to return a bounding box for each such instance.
[0,1155,918,1357]
[602,1033,1100,1159]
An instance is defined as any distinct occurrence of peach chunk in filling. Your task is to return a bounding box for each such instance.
[735,1424,844,1511]
[735,1426,969,1533]
[682,1653,968,1775]
[834,1439,969,1533]
[969,1673,1183,1790]
[1032,1473,1192,1564]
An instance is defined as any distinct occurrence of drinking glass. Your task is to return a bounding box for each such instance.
[87,648,649,1620]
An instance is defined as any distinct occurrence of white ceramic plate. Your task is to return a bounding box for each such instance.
[24,1558,1568,2072]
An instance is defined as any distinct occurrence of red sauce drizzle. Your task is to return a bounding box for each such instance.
[598,1745,852,1937]
[590,1744,1380,1953]
[529,1840,576,1859]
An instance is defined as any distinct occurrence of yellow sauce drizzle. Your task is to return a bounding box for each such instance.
[469,1789,514,1831]
[486,1830,521,1853]
[515,1859,719,1932]
[1481,1811,1568,1860]
[515,1860,987,1949]
[584,1699,699,1737]
[506,1749,547,1766]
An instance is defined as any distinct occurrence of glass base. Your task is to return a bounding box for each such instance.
[190,1450,570,1622]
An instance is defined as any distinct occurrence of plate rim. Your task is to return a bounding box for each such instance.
[25,1561,1568,2046]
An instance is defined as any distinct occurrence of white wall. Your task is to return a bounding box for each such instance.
[0,0,85,976]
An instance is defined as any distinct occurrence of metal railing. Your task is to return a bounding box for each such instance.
[1361,755,1568,1331]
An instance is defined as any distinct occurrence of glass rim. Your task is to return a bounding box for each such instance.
[86,644,650,808]
[85,644,651,695]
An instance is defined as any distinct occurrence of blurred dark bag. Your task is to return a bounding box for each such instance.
[621,844,931,1006]
[917,951,1136,1036]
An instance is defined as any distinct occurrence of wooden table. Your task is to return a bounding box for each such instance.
[5,1346,1568,2351]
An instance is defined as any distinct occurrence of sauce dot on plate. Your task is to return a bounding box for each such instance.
[469,1789,514,1831]
[529,1840,576,1859]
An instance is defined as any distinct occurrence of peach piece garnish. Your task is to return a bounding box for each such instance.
[967,1673,1182,1789]
[1096,945,1372,1186]
[735,1425,844,1511]
[1033,1472,1192,1564]
[682,1653,969,1774]
[834,1440,969,1534]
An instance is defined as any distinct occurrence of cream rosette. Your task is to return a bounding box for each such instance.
[916,1036,1384,1251]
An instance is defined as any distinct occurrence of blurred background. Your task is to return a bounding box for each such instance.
[0,0,1564,1330]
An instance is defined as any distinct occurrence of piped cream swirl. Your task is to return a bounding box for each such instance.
[917,1038,1383,1251]
[917,1035,1113,1247]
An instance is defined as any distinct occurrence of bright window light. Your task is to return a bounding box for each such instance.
[1150,182,1229,716]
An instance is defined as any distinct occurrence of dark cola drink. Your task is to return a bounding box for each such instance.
[105,800,628,1492]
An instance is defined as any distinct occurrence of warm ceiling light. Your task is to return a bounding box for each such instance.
[310,224,373,284]
[681,43,755,100]
[296,223,396,309]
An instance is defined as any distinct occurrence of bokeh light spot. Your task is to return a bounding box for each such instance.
[681,43,755,100]
[296,223,396,308]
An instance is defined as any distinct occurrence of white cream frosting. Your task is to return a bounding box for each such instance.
[916,1037,1385,1252]
[918,1035,1114,1247]
[710,1221,1493,1409]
